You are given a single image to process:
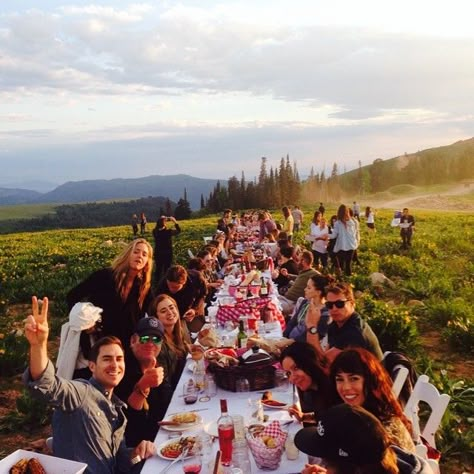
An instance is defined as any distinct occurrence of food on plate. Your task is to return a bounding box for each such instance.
[205,348,239,367]
[262,399,287,407]
[9,458,46,474]
[160,436,196,459]
[261,390,273,401]
[171,412,198,424]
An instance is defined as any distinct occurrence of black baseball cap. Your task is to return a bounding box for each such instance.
[136,317,164,338]
[294,404,389,465]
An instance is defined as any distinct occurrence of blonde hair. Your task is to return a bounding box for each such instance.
[149,294,190,358]
[111,238,153,308]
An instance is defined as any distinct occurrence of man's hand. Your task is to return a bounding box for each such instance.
[139,367,164,390]
[25,296,49,347]
[131,440,156,463]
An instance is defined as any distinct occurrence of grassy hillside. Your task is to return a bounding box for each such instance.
[0,203,56,221]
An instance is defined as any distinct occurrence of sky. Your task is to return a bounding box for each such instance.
[1,1,473,191]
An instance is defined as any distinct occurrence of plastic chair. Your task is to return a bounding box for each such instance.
[403,374,451,449]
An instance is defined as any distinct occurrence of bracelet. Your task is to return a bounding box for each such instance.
[134,384,149,398]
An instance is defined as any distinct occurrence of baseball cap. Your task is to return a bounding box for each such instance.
[294,404,389,465]
[136,317,164,338]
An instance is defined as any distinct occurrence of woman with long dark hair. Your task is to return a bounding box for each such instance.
[330,348,415,453]
[280,341,331,424]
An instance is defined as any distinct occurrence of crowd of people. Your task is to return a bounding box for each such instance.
[22,203,424,474]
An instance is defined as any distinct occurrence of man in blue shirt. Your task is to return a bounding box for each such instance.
[23,296,156,473]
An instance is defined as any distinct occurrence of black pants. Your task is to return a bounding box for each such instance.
[312,250,328,268]
[401,230,413,249]
[336,250,355,276]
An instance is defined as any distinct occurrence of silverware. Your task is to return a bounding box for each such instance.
[159,447,189,474]
[292,383,297,406]
[166,408,209,416]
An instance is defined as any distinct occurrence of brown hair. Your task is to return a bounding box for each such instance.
[111,238,153,309]
[148,294,190,358]
[166,265,187,284]
[89,336,123,363]
[326,282,354,303]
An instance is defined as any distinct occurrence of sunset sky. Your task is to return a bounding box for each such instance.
[1,1,473,190]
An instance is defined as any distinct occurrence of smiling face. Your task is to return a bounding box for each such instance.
[156,297,180,331]
[128,242,150,273]
[335,371,366,407]
[281,356,313,392]
[131,334,162,363]
[89,343,125,391]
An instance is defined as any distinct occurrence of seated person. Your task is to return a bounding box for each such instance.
[149,294,191,389]
[155,264,207,332]
[295,404,433,474]
[283,274,333,344]
[272,246,299,295]
[277,250,319,316]
[23,296,155,473]
[115,317,174,448]
[306,282,383,362]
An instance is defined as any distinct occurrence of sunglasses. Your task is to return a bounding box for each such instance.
[139,335,162,345]
[325,300,348,310]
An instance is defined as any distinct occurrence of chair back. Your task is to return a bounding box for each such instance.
[403,374,450,448]
[391,365,409,398]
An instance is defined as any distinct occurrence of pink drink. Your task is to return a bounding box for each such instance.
[218,424,235,466]
[183,465,201,473]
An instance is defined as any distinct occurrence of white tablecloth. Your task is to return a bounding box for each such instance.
[141,367,308,473]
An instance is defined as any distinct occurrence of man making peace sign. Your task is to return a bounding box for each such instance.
[23,296,156,473]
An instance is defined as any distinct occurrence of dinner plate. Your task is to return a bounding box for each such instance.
[157,436,197,460]
[160,412,203,432]
[261,400,289,410]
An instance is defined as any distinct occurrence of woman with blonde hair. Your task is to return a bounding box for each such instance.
[149,294,191,388]
[67,238,154,363]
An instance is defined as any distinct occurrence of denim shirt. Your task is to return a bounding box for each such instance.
[24,361,132,474]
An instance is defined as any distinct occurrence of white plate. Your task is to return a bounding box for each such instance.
[160,413,203,432]
[157,436,197,460]
[261,400,289,410]
[204,420,218,438]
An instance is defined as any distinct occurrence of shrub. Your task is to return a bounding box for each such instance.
[0,330,29,377]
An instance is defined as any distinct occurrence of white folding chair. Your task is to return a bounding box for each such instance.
[404,374,451,449]
[391,365,409,399]
[203,236,213,244]
[187,249,195,258]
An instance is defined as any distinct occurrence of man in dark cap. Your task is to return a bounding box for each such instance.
[115,317,173,449]
[294,404,433,474]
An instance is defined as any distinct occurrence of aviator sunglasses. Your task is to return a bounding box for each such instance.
[325,300,348,310]
[139,335,162,345]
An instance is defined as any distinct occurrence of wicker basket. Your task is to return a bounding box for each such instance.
[208,362,276,392]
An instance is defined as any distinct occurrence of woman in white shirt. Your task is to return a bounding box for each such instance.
[306,211,329,269]
[365,206,376,232]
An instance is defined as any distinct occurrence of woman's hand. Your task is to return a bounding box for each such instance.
[288,404,304,422]
[306,299,323,327]
[183,308,196,322]
[302,464,327,474]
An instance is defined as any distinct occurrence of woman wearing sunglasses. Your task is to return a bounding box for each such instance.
[306,283,383,364]
[149,294,191,389]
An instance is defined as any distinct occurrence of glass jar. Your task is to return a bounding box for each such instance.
[232,438,252,474]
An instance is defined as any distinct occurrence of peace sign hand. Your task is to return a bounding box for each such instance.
[25,296,49,346]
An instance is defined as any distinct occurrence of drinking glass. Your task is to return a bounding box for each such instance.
[235,378,250,393]
[183,381,199,405]
[247,399,264,424]
[182,452,202,473]
[205,374,218,398]
[274,369,289,392]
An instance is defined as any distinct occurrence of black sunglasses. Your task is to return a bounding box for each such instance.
[325,300,348,310]
[139,335,162,345]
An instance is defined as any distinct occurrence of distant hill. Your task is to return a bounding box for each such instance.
[0,187,42,204]
[0,174,220,210]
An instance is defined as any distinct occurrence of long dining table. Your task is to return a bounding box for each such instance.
[141,331,308,473]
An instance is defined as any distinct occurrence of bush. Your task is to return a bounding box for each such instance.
[0,330,29,377]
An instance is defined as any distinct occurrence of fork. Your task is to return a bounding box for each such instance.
[159,447,189,474]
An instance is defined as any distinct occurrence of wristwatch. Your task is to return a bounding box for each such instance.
[307,326,318,335]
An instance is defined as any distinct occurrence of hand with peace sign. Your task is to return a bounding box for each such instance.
[25,296,50,380]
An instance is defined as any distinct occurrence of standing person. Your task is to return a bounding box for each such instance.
[329,204,359,276]
[400,208,415,249]
[307,211,329,270]
[152,216,181,284]
[131,214,139,237]
[366,206,376,232]
[318,202,325,216]
[282,206,295,242]
[217,209,232,236]
[67,238,154,352]
[352,201,361,221]
[115,317,174,449]
[292,205,304,232]
[140,212,147,235]
[23,296,156,473]
[258,211,277,242]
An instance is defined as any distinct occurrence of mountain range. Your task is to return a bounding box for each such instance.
[0,174,220,210]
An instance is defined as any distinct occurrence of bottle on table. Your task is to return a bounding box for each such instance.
[237,320,248,349]
[218,399,235,466]
[260,276,268,296]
